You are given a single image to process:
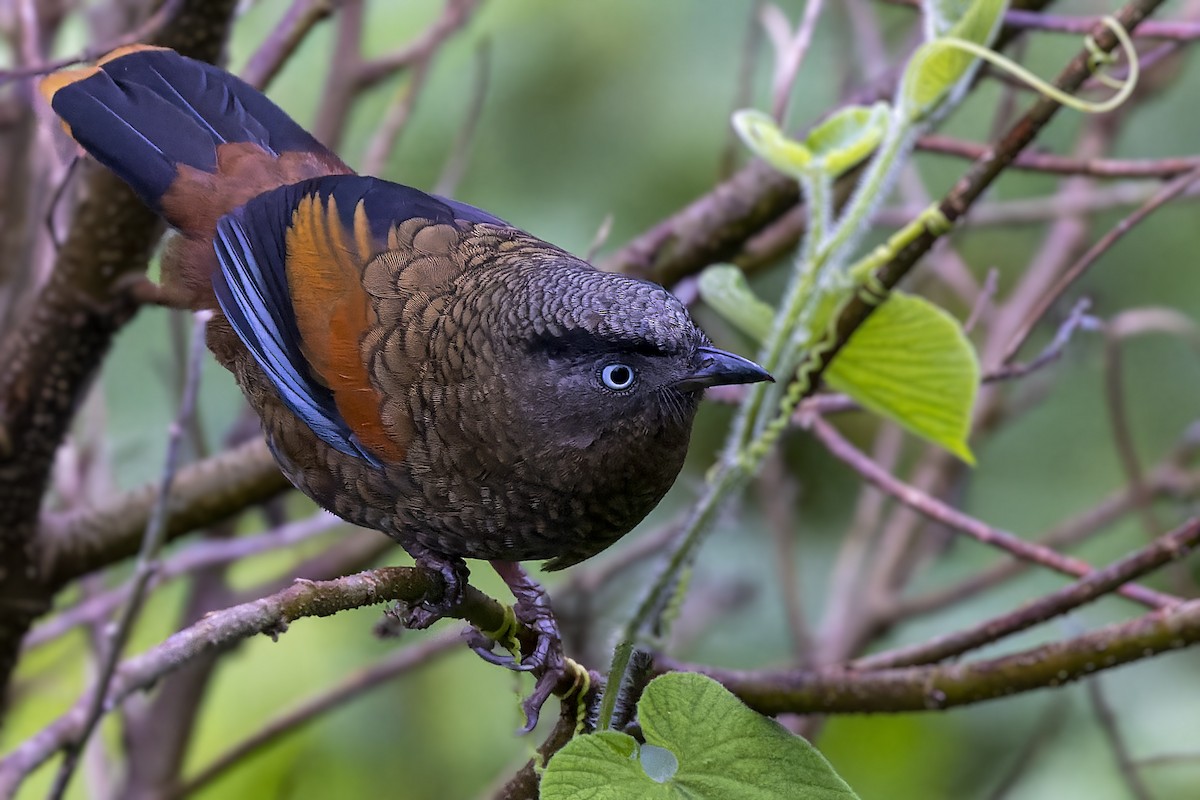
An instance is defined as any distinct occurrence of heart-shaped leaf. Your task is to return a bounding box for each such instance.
[540,672,860,800]
[826,291,978,463]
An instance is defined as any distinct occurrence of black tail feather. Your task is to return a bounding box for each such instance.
[41,45,341,214]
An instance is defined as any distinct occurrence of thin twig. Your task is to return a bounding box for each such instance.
[1088,678,1155,800]
[986,696,1070,800]
[1002,164,1200,363]
[240,0,336,91]
[759,452,812,660]
[47,310,211,800]
[659,597,1200,715]
[312,0,365,148]
[0,567,522,796]
[874,181,1200,229]
[360,58,434,176]
[853,515,1200,670]
[354,0,478,89]
[1004,8,1200,40]
[879,0,1200,40]
[0,0,184,85]
[806,415,1181,609]
[888,458,1200,621]
[761,0,827,122]
[315,0,478,152]
[963,268,999,334]
[1104,326,1167,539]
[24,512,345,651]
[360,0,480,175]
[433,37,491,197]
[984,298,1096,382]
[918,134,1200,179]
[718,0,766,179]
[175,631,461,798]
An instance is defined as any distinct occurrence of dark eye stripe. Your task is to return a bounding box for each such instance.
[527,328,666,359]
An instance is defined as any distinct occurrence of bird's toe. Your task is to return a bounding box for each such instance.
[399,546,469,629]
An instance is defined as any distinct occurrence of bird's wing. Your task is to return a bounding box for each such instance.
[212,175,507,464]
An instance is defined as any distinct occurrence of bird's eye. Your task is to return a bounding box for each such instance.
[600,363,636,391]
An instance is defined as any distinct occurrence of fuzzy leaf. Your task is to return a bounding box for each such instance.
[733,104,889,182]
[698,264,774,342]
[732,109,812,178]
[803,102,889,176]
[827,292,978,463]
[540,673,860,800]
[901,0,1008,120]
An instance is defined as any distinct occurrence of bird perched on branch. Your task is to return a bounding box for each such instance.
[41,45,771,727]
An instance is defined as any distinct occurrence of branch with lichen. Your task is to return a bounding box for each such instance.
[660,597,1200,715]
[0,566,592,796]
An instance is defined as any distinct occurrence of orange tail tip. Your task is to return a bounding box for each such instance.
[39,66,98,121]
[39,45,349,227]
[96,43,171,65]
[38,44,171,110]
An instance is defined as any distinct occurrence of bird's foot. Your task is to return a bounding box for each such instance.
[398,547,470,630]
[465,560,566,733]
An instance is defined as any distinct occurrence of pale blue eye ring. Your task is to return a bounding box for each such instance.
[601,363,636,391]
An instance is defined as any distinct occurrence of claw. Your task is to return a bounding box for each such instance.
[389,552,570,732]
[396,545,469,630]
[463,609,536,670]
[518,669,559,733]
[485,561,567,732]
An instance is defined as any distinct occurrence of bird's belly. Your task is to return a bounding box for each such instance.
[245,353,688,567]
[381,448,682,567]
[267,420,682,567]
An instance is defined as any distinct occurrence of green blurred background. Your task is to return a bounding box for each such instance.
[8,0,1200,797]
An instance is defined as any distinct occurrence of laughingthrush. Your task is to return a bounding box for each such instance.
[41,45,772,726]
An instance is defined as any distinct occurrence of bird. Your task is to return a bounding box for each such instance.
[41,45,772,726]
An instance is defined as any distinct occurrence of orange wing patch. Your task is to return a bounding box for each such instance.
[286,195,410,462]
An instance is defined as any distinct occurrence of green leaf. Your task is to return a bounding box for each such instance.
[540,672,860,800]
[732,109,812,179]
[802,102,889,177]
[900,0,1008,120]
[732,104,889,182]
[942,0,1008,45]
[698,264,774,342]
[826,292,978,463]
[922,0,978,39]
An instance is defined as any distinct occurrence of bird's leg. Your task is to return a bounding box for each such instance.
[398,543,470,630]
[465,560,565,732]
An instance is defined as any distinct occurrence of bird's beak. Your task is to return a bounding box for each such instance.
[674,346,774,392]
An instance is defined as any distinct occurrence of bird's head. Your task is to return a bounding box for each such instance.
[494,263,772,453]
